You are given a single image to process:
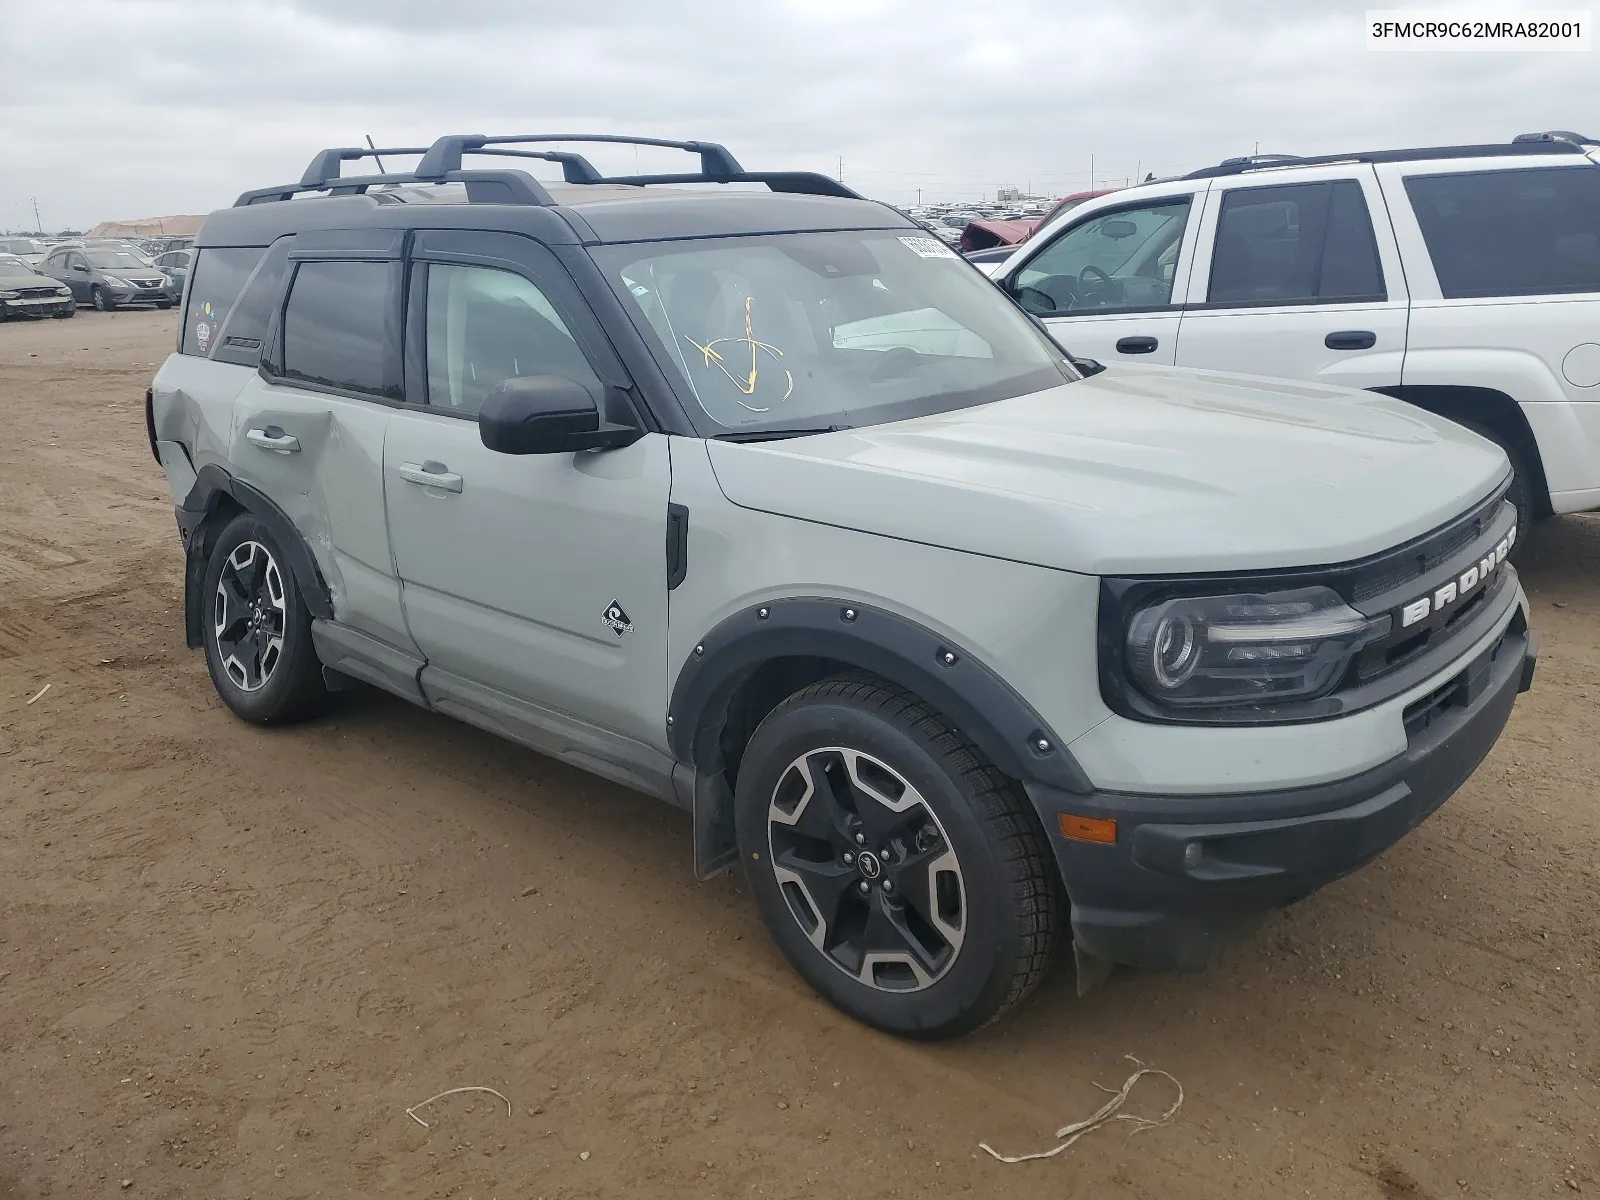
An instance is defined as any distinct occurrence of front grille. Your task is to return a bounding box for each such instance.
[16,287,58,298]
[1351,481,1509,603]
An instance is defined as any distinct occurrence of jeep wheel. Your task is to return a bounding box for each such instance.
[91,286,116,312]
[735,677,1060,1039]
[201,513,330,724]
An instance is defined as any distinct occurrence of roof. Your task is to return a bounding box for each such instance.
[1182,134,1597,179]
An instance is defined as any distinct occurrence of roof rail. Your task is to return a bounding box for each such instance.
[234,133,863,207]
[234,169,555,207]
[1513,129,1598,146]
[1183,137,1592,179]
[414,133,744,180]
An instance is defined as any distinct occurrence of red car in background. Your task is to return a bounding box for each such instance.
[961,189,1120,267]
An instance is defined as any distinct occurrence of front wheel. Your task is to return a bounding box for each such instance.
[735,677,1061,1039]
[201,513,330,724]
[91,286,116,312]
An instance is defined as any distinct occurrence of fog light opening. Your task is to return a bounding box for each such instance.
[1182,841,1204,869]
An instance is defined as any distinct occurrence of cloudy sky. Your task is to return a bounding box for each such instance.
[2,0,1596,230]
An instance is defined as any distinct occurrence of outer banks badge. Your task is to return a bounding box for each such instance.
[602,600,633,637]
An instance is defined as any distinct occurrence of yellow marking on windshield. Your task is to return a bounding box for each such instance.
[684,296,795,412]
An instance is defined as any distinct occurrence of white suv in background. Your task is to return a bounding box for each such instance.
[993,131,1600,534]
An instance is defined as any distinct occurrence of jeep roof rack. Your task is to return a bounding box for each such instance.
[234,132,860,207]
[1183,133,1596,179]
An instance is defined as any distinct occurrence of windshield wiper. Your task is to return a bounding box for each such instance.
[713,424,854,443]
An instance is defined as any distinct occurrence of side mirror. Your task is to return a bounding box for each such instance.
[478,375,641,455]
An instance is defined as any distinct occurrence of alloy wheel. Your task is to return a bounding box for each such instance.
[213,540,287,693]
[768,746,966,992]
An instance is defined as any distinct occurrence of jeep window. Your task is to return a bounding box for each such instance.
[1404,166,1600,299]
[423,264,603,417]
[1013,197,1191,316]
[180,246,266,356]
[593,230,1072,434]
[1207,180,1385,305]
[280,260,400,398]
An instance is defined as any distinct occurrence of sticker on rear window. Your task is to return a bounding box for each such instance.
[898,236,959,259]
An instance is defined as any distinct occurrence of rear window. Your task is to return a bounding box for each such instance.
[211,241,291,368]
[181,247,266,355]
[280,260,399,397]
[1405,166,1600,299]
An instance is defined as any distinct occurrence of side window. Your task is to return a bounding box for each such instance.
[211,241,291,367]
[180,246,267,356]
[280,260,399,397]
[1013,197,1192,315]
[1405,166,1600,299]
[423,263,603,417]
[1207,180,1385,306]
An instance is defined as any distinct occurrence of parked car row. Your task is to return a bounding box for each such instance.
[0,254,75,319]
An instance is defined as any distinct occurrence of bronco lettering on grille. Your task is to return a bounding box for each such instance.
[1399,525,1515,629]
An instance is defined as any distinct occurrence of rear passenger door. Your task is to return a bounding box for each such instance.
[1174,167,1409,388]
[383,230,674,788]
[229,231,417,656]
[998,184,1207,365]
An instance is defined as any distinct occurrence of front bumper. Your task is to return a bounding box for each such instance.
[2,295,74,317]
[1030,612,1535,971]
[111,286,171,305]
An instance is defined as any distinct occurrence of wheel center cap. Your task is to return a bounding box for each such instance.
[856,850,881,880]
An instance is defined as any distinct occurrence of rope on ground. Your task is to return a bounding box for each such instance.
[978,1055,1183,1164]
[405,1086,513,1129]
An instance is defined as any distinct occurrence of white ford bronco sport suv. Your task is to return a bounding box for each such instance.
[148,133,1537,1039]
[991,131,1600,540]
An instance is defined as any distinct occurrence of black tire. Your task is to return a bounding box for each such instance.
[53,307,75,318]
[91,286,116,312]
[156,300,173,310]
[1459,419,1537,547]
[201,512,330,724]
[735,676,1061,1040]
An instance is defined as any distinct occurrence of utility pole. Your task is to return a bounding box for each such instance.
[30,197,42,233]
[917,187,922,206]
[837,155,843,182]
[1254,141,1259,156]
[1135,161,1140,185]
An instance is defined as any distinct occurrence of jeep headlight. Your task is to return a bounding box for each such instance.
[1125,586,1390,710]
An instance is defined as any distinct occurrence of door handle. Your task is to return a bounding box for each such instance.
[399,461,464,494]
[1115,336,1159,354]
[1325,330,1377,350]
[246,426,301,454]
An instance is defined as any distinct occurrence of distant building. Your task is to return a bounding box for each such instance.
[996,187,1023,202]
[86,215,205,238]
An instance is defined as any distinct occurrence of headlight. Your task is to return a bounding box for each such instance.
[0,290,18,299]
[54,288,70,297]
[103,275,130,288]
[1124,586,1390,710]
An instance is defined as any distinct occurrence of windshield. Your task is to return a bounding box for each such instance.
[85,249,150,269]
[593,229,1073,434]
[0,258,41,281]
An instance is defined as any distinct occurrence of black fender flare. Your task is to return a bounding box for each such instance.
[667,597,1093,794]
[178,464,333,649]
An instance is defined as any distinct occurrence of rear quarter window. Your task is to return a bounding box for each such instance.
[181,246,267,355]
[1405,166,1600,299]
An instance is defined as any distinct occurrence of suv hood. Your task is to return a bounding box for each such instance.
[705,365,1511,575]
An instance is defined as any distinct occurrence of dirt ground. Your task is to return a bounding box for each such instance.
[0,308,1596,1200]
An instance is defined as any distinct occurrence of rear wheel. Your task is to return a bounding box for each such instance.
[735,676,1061,1039]
[201,513,330,724]
[91,286,116,312]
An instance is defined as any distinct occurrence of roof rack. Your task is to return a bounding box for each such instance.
[234,132,860,207]
[1512,129,1598,146]
[1184,133,1596,179]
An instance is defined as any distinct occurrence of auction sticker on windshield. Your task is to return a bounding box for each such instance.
[898,236,959,259]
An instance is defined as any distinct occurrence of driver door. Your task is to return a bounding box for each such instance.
[999,183,1209,366]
